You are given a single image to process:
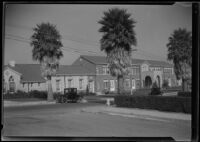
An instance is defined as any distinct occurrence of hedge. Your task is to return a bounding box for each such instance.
[114,95,191,113]
[4,90,47,99]
[177,91,191,97]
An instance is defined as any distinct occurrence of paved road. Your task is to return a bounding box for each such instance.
[2,103,191,141]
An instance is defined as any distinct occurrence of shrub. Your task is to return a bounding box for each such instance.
[132,88,151,96]
[3,90,29,99]
[114,95,191,113]
[177,91,191,97]
[150,82,162,96]
[29,90,47,99]
[162,80,169,89]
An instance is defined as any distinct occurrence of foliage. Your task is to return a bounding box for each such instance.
[98,8,137,94]
[132,88,151,96]
[162,79,169,89]
[166,28,192,91]
[29,90,47,99]
[114,95,191,113]
[30,22,63,101]
[177,91,191,97]
[4,90,47,99]
[150,82,162,96]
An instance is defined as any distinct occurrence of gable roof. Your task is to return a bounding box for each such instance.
[57,65,95,75]
[80,55,173,67]
[4,64,95,82]
[4,64,46,82]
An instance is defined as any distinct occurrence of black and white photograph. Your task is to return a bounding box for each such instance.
[2,2,196,141]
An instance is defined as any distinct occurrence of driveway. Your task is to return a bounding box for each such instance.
[3,102,191,141]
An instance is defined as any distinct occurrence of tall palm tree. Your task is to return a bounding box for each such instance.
[98,8,137,94]
[166,28,192,91]
[30,22,63,101]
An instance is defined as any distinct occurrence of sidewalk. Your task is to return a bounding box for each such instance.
[81,105,191,121]
[3,100,56,107]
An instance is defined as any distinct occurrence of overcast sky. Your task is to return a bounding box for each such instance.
[4,3,192,65]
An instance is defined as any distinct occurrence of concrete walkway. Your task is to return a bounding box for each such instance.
[81,105,191,121]
[3,100,56,107]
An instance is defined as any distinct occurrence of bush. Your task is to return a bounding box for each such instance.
[162,80,169,89]
[29,90,47,99]
[132,88,151,96]
[177,91,191,97]
[3,90,29,99]
[114,95,191,113]
[150,82,162,96]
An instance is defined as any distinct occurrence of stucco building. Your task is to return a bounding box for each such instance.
[3,55,179,94]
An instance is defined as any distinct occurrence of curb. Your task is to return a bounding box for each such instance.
[4,101,56,107]
[81,106,191,121]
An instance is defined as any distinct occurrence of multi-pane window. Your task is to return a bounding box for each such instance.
[132,68,136,75]
[103,80,109,89]
[103,66,110,75]
[79,79,83,89]
[125,79,130,87]
[56,80,60,91]
[68,79,72,88]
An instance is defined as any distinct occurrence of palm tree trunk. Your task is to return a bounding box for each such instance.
[47,75,53,101]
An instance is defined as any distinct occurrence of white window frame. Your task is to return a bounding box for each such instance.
[56,80,60,92]
[132,79,136,89]
[79,79,83,90]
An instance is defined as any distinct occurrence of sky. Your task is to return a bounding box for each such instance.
[4,3,192,65]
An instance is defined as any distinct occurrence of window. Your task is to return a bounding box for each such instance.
[132,68,136,75]
[132,79,136,89]
[56,80,60,91]
[68,79,72,88]
[38,83,40,86]
[31,83,33,87]
[23,83,25,88]
[79,79,83,89]
[125,79,130,87]
[103,66,110,75]
[103,80,109,89]
[9,76,15,92]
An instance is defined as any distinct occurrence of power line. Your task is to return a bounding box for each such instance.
[6,24,100,49]
[5,35,101,55]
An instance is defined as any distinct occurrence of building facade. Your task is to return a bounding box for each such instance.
[3,56,179,94]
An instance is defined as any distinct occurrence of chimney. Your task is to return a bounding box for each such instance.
[9,61,15,67]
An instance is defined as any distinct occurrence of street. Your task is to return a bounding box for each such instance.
[3,103,191,141]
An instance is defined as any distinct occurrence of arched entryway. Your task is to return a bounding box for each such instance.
[156,75,161,88]
[145,76,152,88]
[9,76,15,93]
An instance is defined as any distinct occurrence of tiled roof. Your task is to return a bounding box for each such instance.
[4,64,95,82]
[57,65,95,75]
[5,64,46,82]
[81,55,173,67]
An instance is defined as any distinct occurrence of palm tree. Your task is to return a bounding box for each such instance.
[30,22,63,101]
[166,28,192,91]
[98,8,137,94]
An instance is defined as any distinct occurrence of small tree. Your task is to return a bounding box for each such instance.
[162,79,169,89]
[150,82,161,96]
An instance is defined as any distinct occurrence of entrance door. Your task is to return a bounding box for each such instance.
[110,80,115,91]
[89,81,94,93]
[145,76,152,88]
[132,79,136,90]
[9,76,15,93]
